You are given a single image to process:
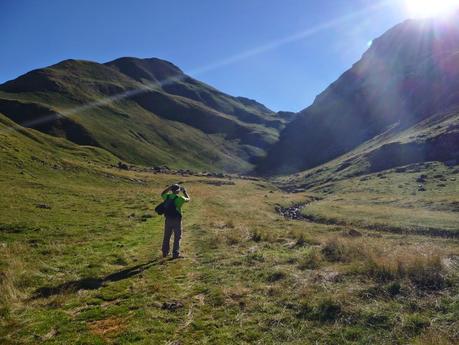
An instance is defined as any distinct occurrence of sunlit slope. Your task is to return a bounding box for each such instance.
[0,58,286,173]
[258,17,459,175]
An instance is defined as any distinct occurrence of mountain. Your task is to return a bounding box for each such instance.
[0,57,291,173]
[257,17,459,176]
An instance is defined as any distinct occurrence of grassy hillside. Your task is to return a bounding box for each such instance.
[0,58,288,173]
[1,113,458,344]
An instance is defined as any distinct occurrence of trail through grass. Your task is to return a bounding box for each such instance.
[1,132,458,344]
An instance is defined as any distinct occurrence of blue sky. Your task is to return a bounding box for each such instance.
[1,1,411,111]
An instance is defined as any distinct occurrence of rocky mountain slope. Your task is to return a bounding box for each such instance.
[257,17,459,176]
[0,57,290,173]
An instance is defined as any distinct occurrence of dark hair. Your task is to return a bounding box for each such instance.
[171,184,181,192]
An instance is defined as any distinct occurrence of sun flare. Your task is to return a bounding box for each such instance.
[405,0,459,18]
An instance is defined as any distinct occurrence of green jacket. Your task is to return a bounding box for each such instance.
[161,193,188,215]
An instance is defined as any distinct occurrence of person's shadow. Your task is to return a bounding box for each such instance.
[31,258,162,299]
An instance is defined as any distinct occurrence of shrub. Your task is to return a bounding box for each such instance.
[365,258,398,282]
[226,220,235,228]
[225,233,241,245]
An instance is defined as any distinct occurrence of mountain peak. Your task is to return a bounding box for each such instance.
[105,57,184,84]
[362,17,459,68]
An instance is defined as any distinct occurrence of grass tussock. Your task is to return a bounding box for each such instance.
[320,237,367,263]
[413,329,459,345]
[297,298,343,322]
[266,270,287,283]
[0,244,28,318]
[288,229,321,247]
[364,253,447,290]
[306,236,451,291]
[224,225,251,245]
[295,233,321,247]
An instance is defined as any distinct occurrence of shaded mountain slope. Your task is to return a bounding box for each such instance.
[258,17,459,175]
[0,57,288,173]
[276,106,459,191]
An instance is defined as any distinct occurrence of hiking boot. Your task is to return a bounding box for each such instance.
[172,254,184,259]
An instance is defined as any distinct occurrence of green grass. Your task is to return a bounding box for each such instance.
[297,162,459,236]
[1,115,459,344]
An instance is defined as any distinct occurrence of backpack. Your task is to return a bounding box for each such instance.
[155,195,181,218]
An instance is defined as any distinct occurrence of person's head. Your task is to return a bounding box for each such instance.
[170,184,181,194]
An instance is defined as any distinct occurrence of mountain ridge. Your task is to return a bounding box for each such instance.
[0,56,293,173]
[2,18,459,178]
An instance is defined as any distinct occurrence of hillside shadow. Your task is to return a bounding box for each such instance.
[32,258,162,299]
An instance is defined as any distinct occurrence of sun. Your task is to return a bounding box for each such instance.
[404,0,459,18]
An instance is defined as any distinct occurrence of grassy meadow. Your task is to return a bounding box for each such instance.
[298,162,459,237]
[1,116,459,344]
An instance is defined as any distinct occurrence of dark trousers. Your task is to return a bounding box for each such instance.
[162,217,182,256]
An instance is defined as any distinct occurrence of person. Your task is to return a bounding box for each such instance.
[160,184,190,259]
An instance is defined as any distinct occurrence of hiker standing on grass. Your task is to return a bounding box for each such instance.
[160,184,190,259]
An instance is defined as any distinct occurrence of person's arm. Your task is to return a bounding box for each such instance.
[161,185,172,197]
[182,187,190,201]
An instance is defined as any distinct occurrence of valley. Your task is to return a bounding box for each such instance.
[0,114,458,344]
[1,12,459,345]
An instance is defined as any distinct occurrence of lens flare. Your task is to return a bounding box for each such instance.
[404,0,459,18]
